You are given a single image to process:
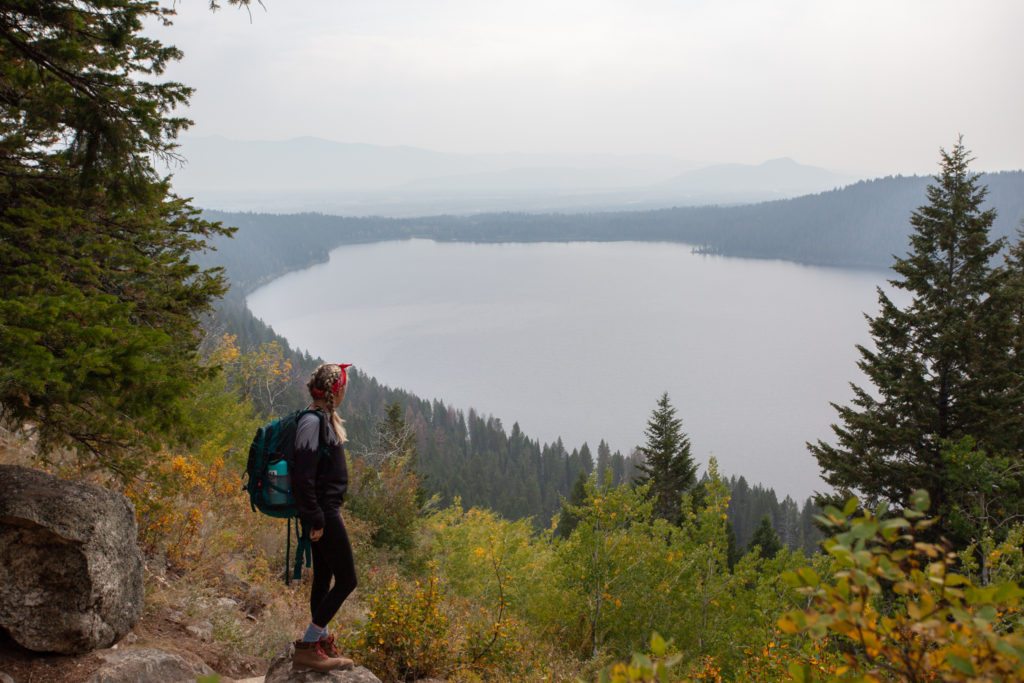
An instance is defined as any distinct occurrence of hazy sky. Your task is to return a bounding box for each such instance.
[152,0,1024,177]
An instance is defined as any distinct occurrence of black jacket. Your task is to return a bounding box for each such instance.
[292,410,348,530]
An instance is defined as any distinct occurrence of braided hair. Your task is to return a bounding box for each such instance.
[307,363,348,442]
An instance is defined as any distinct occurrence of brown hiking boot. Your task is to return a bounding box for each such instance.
[319,635,355,670]
[292,639,346,672]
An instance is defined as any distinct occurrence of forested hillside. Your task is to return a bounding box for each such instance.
[726,476,821,555]
[196,171,1024,285]
[207,285,642,528]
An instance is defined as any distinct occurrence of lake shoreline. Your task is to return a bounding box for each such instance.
[248,239,903,501]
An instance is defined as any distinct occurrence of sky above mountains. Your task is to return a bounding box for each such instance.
[151,0,1024,178]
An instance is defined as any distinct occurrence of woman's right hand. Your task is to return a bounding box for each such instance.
[310,527,324,542]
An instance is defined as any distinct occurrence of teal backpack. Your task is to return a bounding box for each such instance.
[243,408,327,584]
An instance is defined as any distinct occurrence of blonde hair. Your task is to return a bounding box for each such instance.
[307,363,348,443]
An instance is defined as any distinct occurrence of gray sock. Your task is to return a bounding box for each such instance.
[302,623,326,642]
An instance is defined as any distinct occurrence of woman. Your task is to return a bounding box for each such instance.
[291,362,358,673]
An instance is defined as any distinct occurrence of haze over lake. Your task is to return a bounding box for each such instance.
[248,239,903,501]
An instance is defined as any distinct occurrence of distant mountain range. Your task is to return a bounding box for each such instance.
[169,136,860,215]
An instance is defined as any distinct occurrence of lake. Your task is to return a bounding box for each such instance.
[247,239,903,501]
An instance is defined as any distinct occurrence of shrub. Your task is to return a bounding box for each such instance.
[349,573,453,681]
[594,632,681,683]
[779,490,1024,681]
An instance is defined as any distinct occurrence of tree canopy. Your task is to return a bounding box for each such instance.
[634,392,697,525]
[0,1,234,474]
[810,139,1024,546]
[747,515,783,559]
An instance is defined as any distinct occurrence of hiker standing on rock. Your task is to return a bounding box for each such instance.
[291,362,358,673]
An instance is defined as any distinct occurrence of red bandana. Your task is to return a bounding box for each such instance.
[311,363,353,399]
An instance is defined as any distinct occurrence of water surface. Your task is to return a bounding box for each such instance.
[248,239,900,501]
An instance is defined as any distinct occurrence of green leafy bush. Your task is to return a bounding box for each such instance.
[350,573,453,681]
[595,632,681,683]
[780,490,1024,681]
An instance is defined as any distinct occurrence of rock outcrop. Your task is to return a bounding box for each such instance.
[265,642,381,683]
[86,647,216,683]
[0,465,144,654]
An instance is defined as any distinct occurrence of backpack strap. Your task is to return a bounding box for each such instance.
[292,518,312,581]
[283,517,314,585]
[297,408,333,460]
[284,517,292,585]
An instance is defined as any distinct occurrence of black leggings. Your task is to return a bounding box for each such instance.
[310,509,358,628]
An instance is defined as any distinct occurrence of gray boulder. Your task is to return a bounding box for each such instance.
[0,465,144,654]
[265,642,381,683]
[87,647,216,683]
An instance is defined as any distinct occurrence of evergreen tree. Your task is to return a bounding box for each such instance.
[1000,227,1024,406]
[348,402,423,550]
[727,476,753,547]
[809,139,1024,545]
[555,470,588,539]
[377,400,426,506]
[724,520,741,570]
[777,496,801,549]
[0,1,236,475]
[634,392,698,524]
[799,497,824,555]
[579,442,594,475]
[610,450,627,487]
[746,516,783,559]
[378,401,418,460]
[596,439,612,486]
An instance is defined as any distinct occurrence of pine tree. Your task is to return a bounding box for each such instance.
[555,470,588,539]
[0,2,239,475]
[747,516,783,559]
[378,401,418,460]
[799,497,823,555]
[377,400,427,506]
[777,496,801,549]
[809,139,1024,545]
[1001,228,1024,397]
[634,392,697,525]
[724,520,740,570]
[578,442,594,475]
[596,439,612,487]
[349,402,423,550]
